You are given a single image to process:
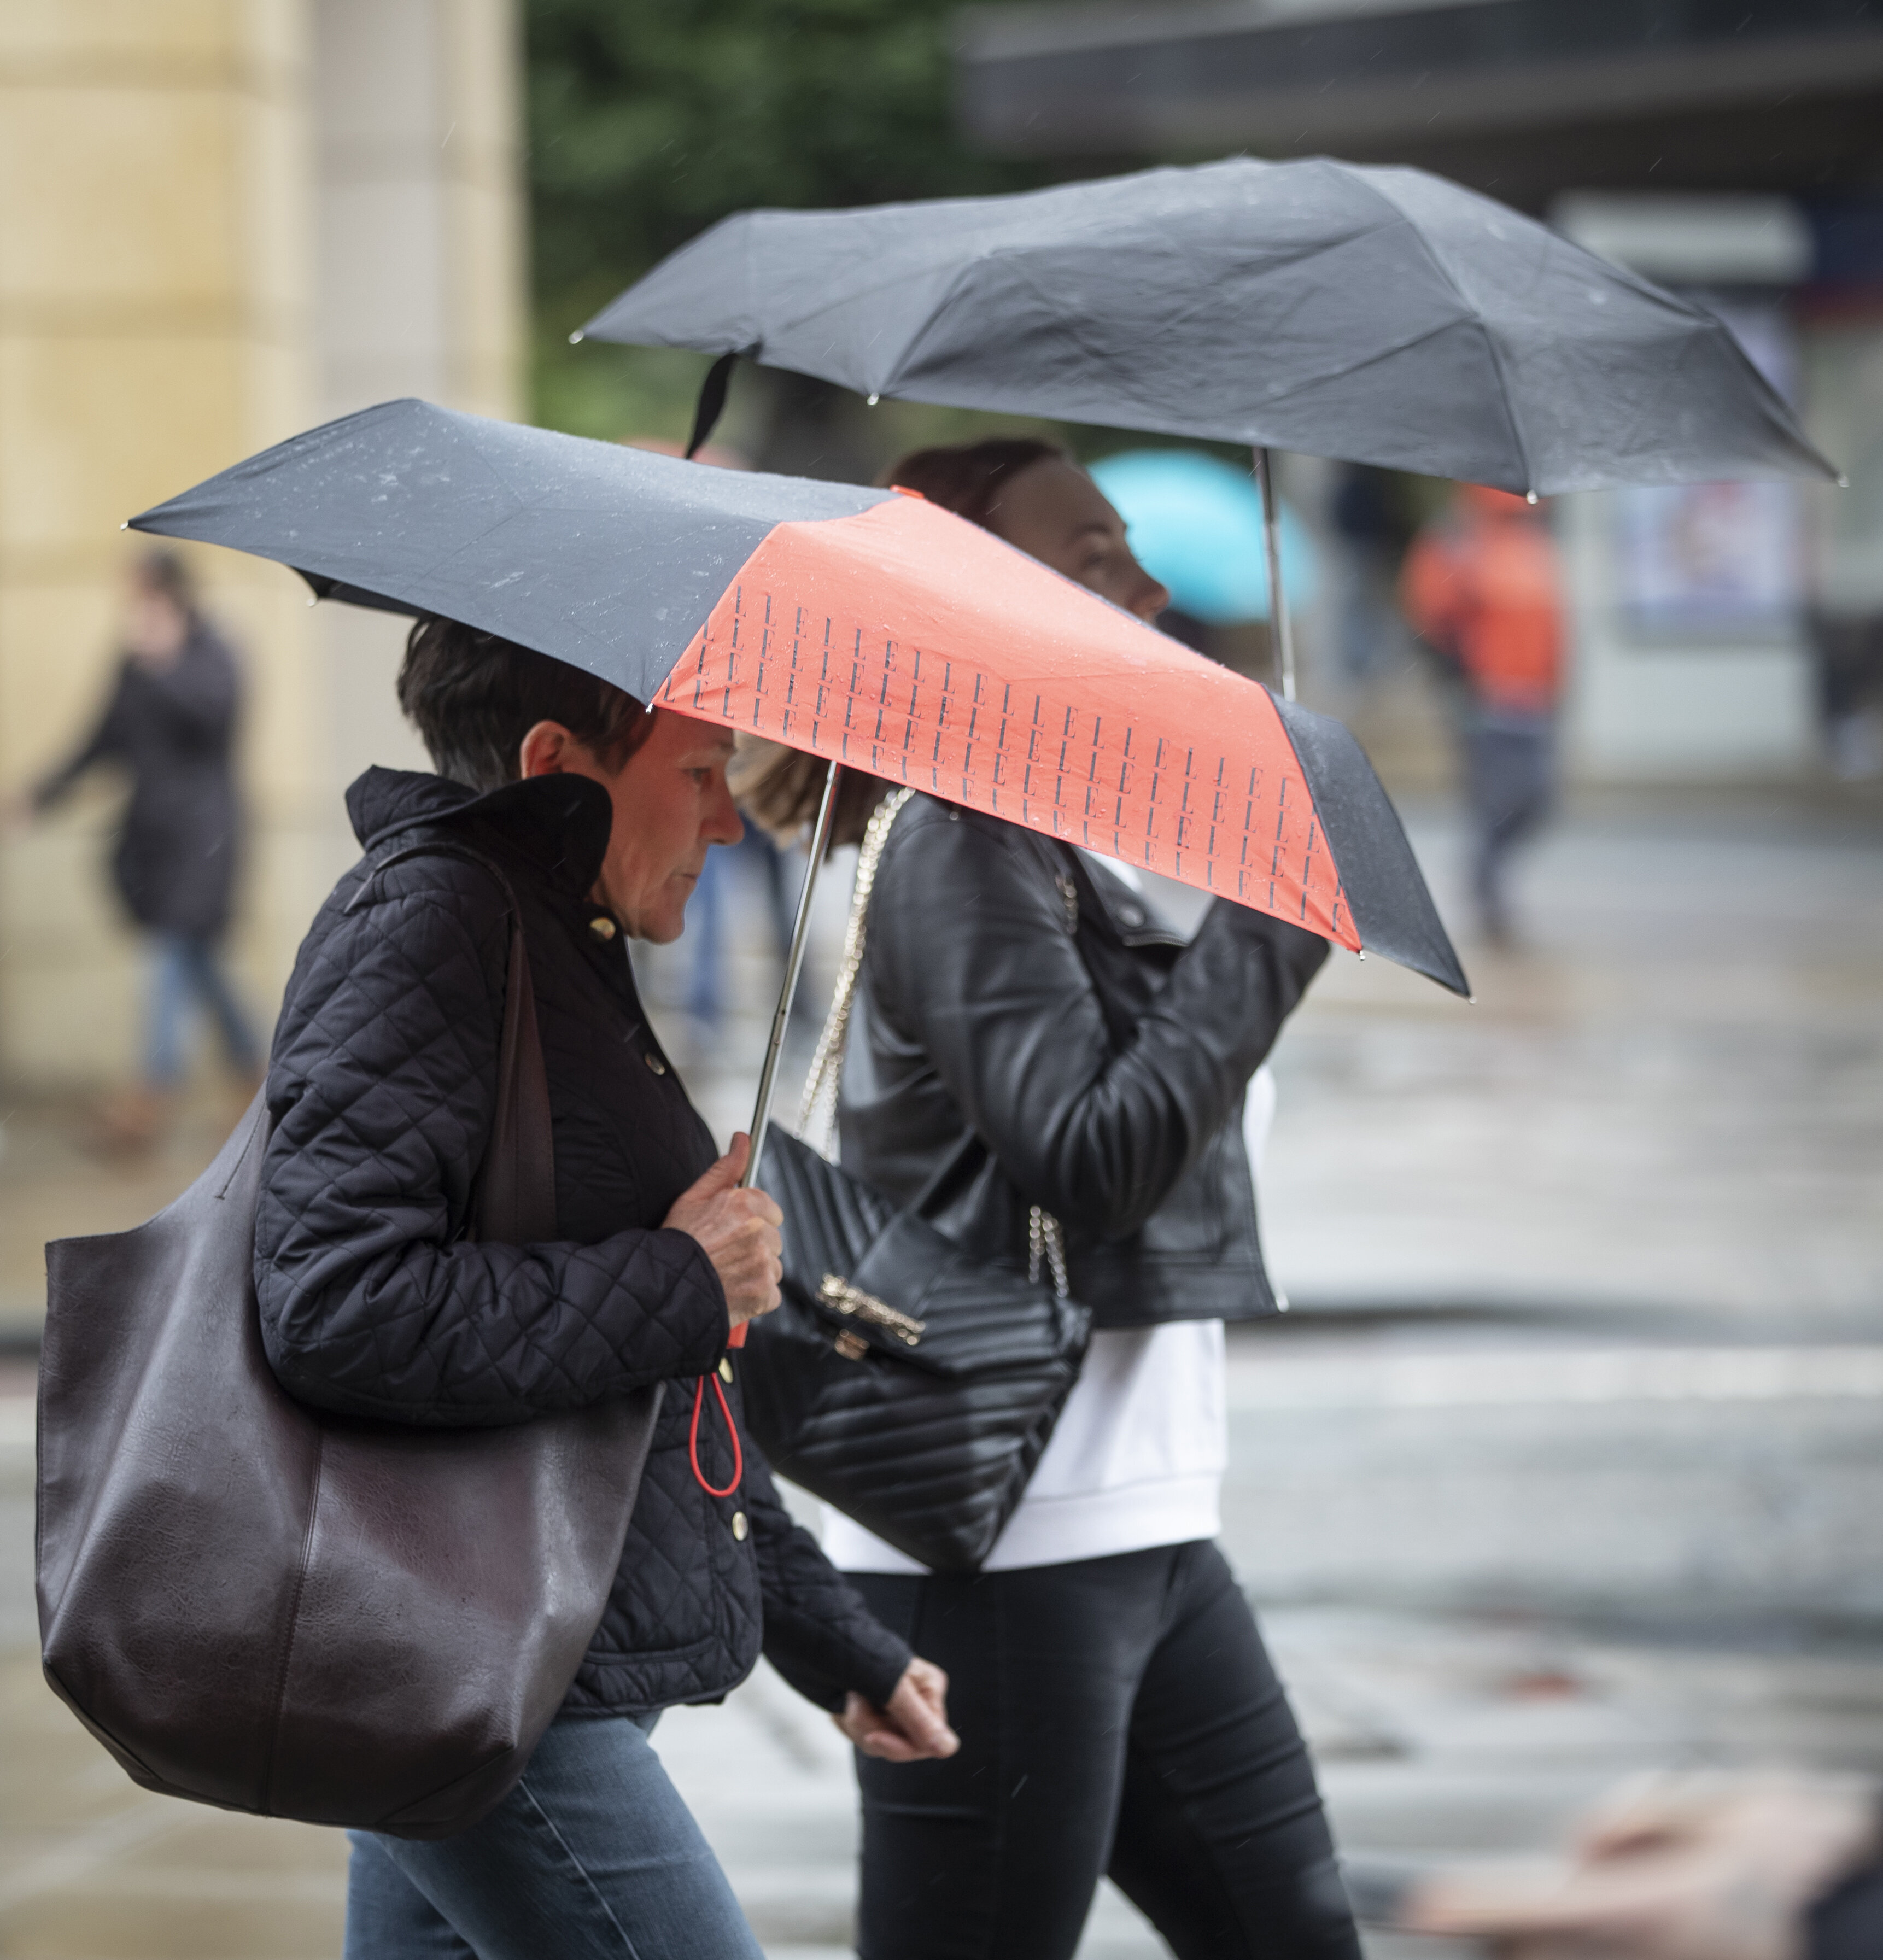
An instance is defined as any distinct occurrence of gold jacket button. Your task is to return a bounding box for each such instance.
[589,915,618,940]
[718,1356,734,1384]
[644,1052,666,1075]
[731,1511,748,1541]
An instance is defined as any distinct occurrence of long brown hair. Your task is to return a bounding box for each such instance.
[881,436,1063,532]
[727,739,893,851]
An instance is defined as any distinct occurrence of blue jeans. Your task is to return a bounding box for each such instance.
[343,1714,763,1960]
[144,931,260,1085]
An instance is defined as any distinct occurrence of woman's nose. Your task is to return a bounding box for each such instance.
[703,777,744,847]
[1130,565,1172,623]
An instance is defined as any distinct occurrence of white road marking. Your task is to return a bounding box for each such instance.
[1226,1347,1883,1412]
[9,1348,1883,1449]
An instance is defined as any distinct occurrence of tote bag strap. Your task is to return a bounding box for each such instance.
[796,792,1068,1300]
[348,839,557,1245]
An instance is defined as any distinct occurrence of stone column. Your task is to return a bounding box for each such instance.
[0,0,524,1090]
[0,1,319,1088]
[311,0,527,814]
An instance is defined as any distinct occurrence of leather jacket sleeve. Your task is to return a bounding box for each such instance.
[866,804,1329,1241]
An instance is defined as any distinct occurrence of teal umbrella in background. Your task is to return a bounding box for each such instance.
[1087,448,1319,627]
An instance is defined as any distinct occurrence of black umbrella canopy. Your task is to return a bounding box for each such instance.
[582,156,1837,497]
[128,397,890,701]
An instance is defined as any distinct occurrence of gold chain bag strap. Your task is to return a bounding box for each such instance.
[797,789,1068,1299]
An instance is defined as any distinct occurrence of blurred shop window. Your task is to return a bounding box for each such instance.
[1611,299,1801,641]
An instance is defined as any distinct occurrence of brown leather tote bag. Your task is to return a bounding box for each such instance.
[35,847,660,1839]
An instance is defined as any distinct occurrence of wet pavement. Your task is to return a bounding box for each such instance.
[1,784,1879,1956]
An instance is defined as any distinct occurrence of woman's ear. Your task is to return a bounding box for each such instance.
[517,720,573,780]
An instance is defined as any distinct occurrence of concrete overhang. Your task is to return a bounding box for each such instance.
[956,0,1883,187]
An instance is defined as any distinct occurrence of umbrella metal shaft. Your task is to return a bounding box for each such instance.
[1254,447,1296,703]
[740,759,844,1190]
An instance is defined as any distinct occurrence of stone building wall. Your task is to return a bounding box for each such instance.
[0,0,524,1089]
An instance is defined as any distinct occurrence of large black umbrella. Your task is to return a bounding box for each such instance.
[580,156,1840,695]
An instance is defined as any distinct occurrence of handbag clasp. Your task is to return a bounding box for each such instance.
[819,1273,925,1347]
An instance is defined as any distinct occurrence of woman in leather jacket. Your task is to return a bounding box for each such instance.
[745,441,1362,1960]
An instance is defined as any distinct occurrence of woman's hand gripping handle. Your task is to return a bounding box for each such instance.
[662,1132,782,1344]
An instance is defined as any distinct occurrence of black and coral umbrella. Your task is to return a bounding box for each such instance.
[130,397,1467,1162]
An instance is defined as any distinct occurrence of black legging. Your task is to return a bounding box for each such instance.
[850,1542,1362,1960]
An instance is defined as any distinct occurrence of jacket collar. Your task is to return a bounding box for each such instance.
[1066,849,1189,950]
[345,765,613,897]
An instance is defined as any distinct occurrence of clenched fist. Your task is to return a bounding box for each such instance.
[662,1132,783,1331]
[835,1658,959,1763]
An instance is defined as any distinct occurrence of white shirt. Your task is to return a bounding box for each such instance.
[822,1009,1277,1575]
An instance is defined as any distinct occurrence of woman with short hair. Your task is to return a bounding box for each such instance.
[257,618,955,1960]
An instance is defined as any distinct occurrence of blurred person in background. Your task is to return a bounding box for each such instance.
[23,548,260,1148]
[1400,483,1567,947]
[742,438,1355,1960]
[1806,611,1883,781]
[1329,463,1416,688]
[1399,1770,1883,1960]
[684,826,794,1045]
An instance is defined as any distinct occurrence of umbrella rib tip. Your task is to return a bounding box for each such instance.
[568,330,584,345]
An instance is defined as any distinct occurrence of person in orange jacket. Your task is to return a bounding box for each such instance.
[1400,483,1566,945]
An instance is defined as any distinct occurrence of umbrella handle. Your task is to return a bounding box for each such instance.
[739,758,844,1190]
[1254,447,1296,703]
[729,759,843,1350]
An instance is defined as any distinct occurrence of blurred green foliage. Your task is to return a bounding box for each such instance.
[525,0,1050,445]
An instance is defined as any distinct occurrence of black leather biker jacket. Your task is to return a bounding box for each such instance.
[838,795,1330,1328]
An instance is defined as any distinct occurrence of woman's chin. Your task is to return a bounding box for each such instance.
[641,903,691,946]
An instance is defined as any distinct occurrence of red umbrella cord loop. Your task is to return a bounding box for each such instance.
[688,1373,743,1499]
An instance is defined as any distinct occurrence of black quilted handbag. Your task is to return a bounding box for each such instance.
[739,792,1092,1573]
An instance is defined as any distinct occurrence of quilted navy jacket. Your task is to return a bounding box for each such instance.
[255,765,910,1717]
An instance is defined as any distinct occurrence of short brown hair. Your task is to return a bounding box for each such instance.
[881,437,1065,533]
[397,617,650,793]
